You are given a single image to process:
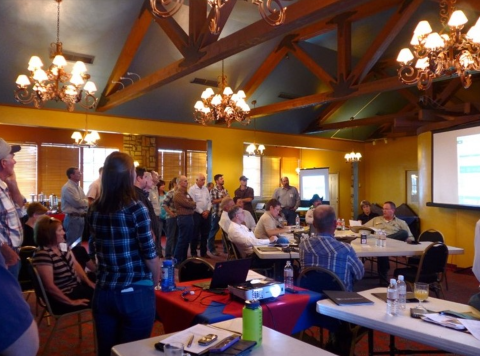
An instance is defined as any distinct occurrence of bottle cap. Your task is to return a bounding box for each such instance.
[245,300,260,309]
[398,275,404,281]
[163,259,173,266]
[390,278,396,285]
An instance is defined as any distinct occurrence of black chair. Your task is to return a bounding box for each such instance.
[394,242,449,298]
[177,257,214,282]
[296,266,367,355]
[18,245,37,295]
[27,258,95,355]
[222,230,238,261]
[407,229,448,289]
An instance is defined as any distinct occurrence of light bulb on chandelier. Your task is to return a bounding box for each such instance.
[345,117,362,163]
[14,0,97,112]
[71,110,100,147]
[245,101,266,156]
[396,0,480,90]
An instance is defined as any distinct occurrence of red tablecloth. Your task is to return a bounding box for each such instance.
[47,213,65,221]
[155,280,324,335]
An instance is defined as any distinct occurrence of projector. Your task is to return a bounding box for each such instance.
[228,278,285,301]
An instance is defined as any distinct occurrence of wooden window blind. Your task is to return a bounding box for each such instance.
[39,145,80,197]
[186,150,207,184]
[8,143,38,198]
[158,150,184,184]
[262,156,281,198]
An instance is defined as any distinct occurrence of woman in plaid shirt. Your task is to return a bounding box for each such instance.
[88,152,160,356]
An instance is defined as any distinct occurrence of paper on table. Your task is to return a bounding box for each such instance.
[421,313,466,330]
[349,220,362,227]
[160,324,234,355]
[459,319,480,340]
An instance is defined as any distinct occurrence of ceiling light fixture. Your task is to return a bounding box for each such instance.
[149,0,287,35]
[71,111,100,146]
[15,0,97,112]
[396,0,480,90]
[194,61,250,127]
[246,101,265,156]
[345,117,362,163]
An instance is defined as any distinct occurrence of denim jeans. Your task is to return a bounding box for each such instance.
[165,217,177,258]
[174,215,194,264]
[191,212,211,256]
[63,215,85,246]
[92,285,155,356]
[207,214,221,253]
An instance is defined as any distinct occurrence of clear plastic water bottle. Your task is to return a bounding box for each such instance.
[284,261,294,292]
[295,214,300,229]
[242,300,262,346]
[160,259,176,292]
[397,275,407,310]
[386,278,398,316]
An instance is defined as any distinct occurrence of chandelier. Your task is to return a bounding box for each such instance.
[194,61,250,127]
[396,0,480,90]
[71,111,100,146]
[150,0,287,35]
[14,0,97,112]
[344,117,362,163]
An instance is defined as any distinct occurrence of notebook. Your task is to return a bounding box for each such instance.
[193,258,252,290]
[372,292,420,303]
[323,290,374,306]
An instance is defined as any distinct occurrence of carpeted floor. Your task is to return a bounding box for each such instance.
[29,242,479,356]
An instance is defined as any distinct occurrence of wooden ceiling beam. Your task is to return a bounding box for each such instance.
[243,46,289,98]
[332,15,352,82]
[101,3,152,97]
[348,0,423,85]
[97,0,373,112]
[303,101,345,133]
[291,43,335,88]
[189,0,208,43]
[250,76,408,119]
[200,0,237,47]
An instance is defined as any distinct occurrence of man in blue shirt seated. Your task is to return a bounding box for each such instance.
[300,205,364,292]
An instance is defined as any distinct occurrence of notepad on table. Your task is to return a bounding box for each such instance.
[324,290,374,306]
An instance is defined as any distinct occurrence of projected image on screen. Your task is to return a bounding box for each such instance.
[457,135,480,206]
[299,168,329,201]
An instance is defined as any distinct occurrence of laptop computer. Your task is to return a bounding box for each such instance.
[193,258,252,290]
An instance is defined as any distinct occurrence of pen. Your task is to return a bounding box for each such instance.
[187,334,194,348]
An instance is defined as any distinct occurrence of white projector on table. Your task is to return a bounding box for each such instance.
[228,278,285,301]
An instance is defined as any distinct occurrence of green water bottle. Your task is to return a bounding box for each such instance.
[242,300,262,346]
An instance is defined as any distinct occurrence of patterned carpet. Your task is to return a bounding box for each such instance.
[29,244,479,355]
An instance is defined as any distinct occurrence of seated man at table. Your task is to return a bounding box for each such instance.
[305,194,323,235]
[299,205,364,292]
[363,201,414,284]
[254,199,289,239]
[218,197,235,233]
[234,197,256,231]
[227,206,276,270]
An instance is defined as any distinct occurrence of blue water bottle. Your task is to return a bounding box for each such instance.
[160,259,176,292]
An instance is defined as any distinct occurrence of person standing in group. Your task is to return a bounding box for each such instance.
[188,173,211,258]
[208,174,229,256]
[0,138,25,277]
[134,168,162,257]
[173,175,196,263]
[88,152,160,356]
[148,170,163,257]
[61,167,88,246]
[234,176,255,219]
[357,200,379,225]
[272,176,300,226]
[157,179,167,245]
[162,177,178,259]
[87,167,103,206]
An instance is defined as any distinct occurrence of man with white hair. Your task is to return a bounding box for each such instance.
[0,138,24,277]
[188,173,211,257]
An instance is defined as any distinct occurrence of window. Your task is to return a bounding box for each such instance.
[243,155,281,198]
[83,147,118,193]
[186,150,207,184]
[158,150,184,184]
[10,143,38,199]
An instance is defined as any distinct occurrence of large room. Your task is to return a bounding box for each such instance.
[1,0,480,355]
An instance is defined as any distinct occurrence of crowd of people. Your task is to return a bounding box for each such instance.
[2,135,480,356]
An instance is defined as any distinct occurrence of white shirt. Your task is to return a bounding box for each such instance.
[244,210,256,231]
[473,219,480,282]
[219,211,231,232]
[188,184,212,214]
[305,208,317,234]
[228,221,270,258]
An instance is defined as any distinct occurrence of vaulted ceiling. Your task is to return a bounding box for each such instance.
[2,0,480,142]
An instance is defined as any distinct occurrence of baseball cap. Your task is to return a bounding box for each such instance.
[0,138,21,160]
[239,175,248,181]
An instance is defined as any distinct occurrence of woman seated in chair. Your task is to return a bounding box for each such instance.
[32,216,95,314]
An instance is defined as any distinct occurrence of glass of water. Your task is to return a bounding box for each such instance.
[164,342,185,356]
